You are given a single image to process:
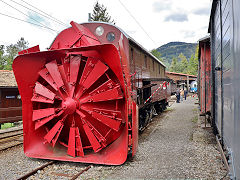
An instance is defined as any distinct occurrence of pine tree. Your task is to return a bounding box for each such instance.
[16,37,29,51]
[169,57,178,72]
[178,53,188,73]
[187,46,199,75]
[90,2,115,23]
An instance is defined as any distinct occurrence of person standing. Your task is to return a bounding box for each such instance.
[180,89,184,101]
[176,88,180,103]
[184,89,188,100]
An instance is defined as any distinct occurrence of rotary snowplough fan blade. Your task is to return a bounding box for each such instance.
[32,54,124,157]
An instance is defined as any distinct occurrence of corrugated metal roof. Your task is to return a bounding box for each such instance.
[0,70,17,87]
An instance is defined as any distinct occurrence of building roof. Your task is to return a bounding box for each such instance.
[0,70,18,87]
[166,71,197,78]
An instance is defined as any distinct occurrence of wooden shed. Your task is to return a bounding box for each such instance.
[0,70,22,126]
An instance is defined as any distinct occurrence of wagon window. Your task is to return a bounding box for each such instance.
[144,55,147,68]
[152,60,154,71]
[130,48,134,64]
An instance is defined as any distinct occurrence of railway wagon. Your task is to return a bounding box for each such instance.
[198,37,211,116]
[12,21,170,165]
[206,0,240,178]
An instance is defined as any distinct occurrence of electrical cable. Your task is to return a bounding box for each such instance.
[0,12,59,32]
[118,0,156,46]
[19,0,69,27]
[8,0,68,28]
[0,0,59,32]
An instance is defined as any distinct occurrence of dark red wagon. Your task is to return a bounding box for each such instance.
[198,36,211,116]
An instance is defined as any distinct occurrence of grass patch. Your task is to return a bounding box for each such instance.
[165,107,174,112]
[0,123,15,129]
[189,133,193,141]
[192,116,198,123]
[192,108,198,112]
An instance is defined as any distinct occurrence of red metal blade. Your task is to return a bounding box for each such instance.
[76,110,101,153]
[92,111,121,131]
[93,108,122,120]
[75,58,97,98]
[51,123,64,147]
[82,120,101,152]
[81,87,123,103]
[89,79,115,95]
[32,108,55,121]
[75,127,84,157]
[31,94,54,104]
[35,114,55,130]
[44,120,63,145]
[70,56,81,85]
[69,56,81,97]
[67,127,76,157]
[38,68,58,91]
[85,121,107,147]
[78,57,97,86]
[76,109,86,118]
[34,82,55,100]
[82,60,108,90]
[45,60,64,89]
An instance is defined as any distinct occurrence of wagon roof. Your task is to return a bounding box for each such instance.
[0,70,17,87]
[208,0,217,33]
[166,71,197,78]
[84,22,166,68]
[52,21,166,68]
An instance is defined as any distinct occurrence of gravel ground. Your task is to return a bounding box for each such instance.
[0,145,49,179]
[83,96,228,179]
[0,96,228,179]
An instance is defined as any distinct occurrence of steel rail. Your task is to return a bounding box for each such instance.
[216,135,229,172]
[71,165,92,180]
[16,161,55,180]
[0,131,23,140]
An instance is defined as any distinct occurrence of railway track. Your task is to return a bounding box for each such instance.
[17,161,92,180]
[0,126,23,151]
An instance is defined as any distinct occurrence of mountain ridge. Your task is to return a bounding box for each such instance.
[156,41,197,68]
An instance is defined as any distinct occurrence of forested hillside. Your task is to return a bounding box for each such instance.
[150,41,198,75]
[157,42,197,65]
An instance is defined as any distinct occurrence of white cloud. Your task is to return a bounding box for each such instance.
[0,0,211,51]
[164,13,188,22]
[153,1,172,12]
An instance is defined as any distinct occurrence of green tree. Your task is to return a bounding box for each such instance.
[0,37,28,70]
[178,53,188,73]
[90,2,115,23]
[150,49,170,69]
[16,37,29,51]
[151,49,162,60]
[5,44,19,70]
[0,45,5,70]
[169,57,179,72]
[187,46,198,75]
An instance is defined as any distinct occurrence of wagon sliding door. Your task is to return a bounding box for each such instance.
[212,0,223,139]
